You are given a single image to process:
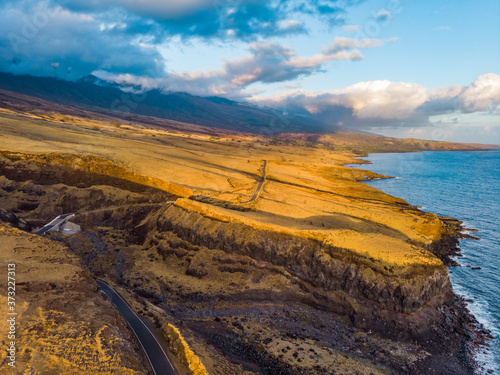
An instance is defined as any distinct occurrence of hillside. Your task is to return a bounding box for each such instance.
[0,103,483,374]
[0,72,341,134]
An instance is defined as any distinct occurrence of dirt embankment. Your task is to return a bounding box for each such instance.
[161,323,209,375]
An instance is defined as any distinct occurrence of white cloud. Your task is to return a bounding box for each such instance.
[375,9,392,22]
[287,50,363,69]
[433,26,451,30]
[98,38,385,97]
[251,80,429,120]
[278,19,304,31]
[458,73,500,112]
[323,37,384,54]
[249,74,500,128]
[342,24,360,32]
[372,118,500,144]
[0,0,358,79]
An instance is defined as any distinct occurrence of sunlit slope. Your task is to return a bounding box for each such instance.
[0,109,456,274]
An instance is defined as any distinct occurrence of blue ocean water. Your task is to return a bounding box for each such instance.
[351,150,500,373]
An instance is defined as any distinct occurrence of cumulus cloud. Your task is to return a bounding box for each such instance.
[0,1,166,78]
[249,74,500,128]
[46,0,308,40]
[250,80,428,122]
[65,0,216,19]
[96,37,384,98]
[0,0,364,79]
[458,73,500,112]
[2,0,496,138]
[61,0,356,39]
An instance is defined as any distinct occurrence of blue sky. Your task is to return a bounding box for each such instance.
[1,0,499,143]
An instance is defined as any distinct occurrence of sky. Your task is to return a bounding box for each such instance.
[1,0,499,143]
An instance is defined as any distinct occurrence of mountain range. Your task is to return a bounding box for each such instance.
[0,72,343,134]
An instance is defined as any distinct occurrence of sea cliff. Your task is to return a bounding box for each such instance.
[0,109,482,374]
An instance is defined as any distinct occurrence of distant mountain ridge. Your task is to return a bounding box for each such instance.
[0,72,342,134]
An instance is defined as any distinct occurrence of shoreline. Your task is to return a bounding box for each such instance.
[437,216,494,373]
[351,150,496,374]
[0,107,496,373]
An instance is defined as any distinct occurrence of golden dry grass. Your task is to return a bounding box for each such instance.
[0,110,451,275]
[0,224,146,374]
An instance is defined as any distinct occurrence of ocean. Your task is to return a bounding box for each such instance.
[351,149,500,374]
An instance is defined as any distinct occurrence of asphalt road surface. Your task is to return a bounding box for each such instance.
[96,280,178,375]
[242,160,267,203]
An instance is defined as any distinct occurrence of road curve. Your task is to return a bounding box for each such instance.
[242,160,267,203]
[96,279,178,375]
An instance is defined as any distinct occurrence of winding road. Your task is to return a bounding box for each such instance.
[242,160,267,203]
[96,279,178,375]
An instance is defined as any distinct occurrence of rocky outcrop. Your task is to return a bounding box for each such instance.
[427,216,467,266]
[155,205,448,311]
[0,208,31,231]
[139,204,457,342]
[0,151,191,197]
[161,323,208,375]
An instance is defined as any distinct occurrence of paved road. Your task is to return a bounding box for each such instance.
[242,160,267,203]
[35,213,75,235]
[96,280,178,375]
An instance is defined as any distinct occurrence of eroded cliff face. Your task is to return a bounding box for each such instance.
[129,203,472,374]
[0,151,192,197]
[0,151,475,375]
[139,204,452,336]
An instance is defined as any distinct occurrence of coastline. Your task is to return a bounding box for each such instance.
[351,150,498,374]
[0,108,496,374]
[433,215,493,373]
